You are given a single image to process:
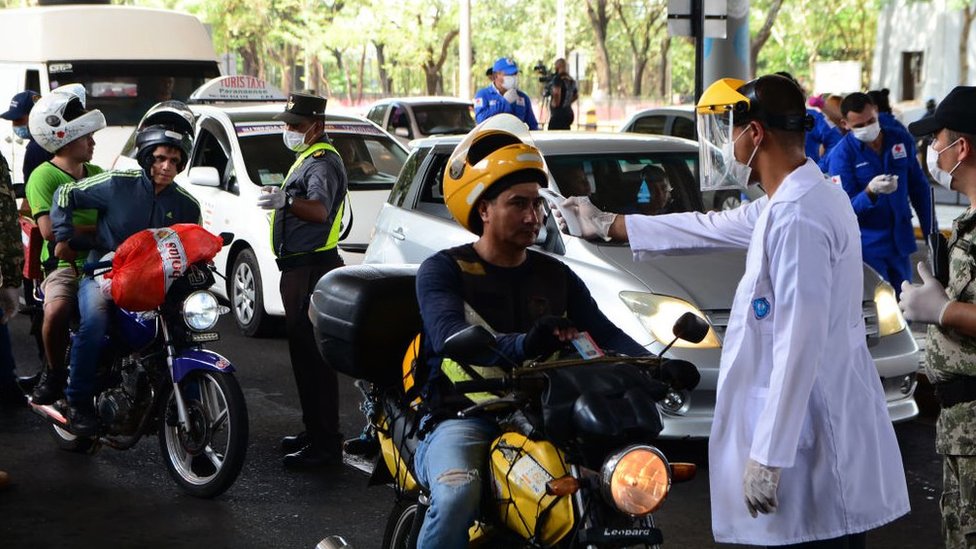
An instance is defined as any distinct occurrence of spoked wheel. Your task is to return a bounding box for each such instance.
[158,370,248,498]
[230,248,272,337]
[382,497,424,549]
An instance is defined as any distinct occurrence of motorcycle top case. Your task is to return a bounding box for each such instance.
[107,224,222,311]
[309,264,421,387]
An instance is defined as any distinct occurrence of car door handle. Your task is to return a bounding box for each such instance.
[391,227,406,241]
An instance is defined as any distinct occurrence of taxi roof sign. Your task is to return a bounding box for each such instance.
[189,75,286,103]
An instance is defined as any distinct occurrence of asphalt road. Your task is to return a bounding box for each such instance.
[0,310,945,549]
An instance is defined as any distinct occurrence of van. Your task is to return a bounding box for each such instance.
[0,5,220,182]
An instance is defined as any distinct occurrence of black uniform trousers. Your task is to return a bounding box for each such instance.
[548,107,574,130]
[279,257,343,447]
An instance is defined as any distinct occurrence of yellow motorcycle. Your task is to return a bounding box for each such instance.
[310,265,705,549]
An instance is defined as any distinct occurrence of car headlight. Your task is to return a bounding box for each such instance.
[183,291,220,332]
[874,281,906,337]
[601,445,672,516]
[619,292,721,348]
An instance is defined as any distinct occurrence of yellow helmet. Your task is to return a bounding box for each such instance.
[444,125,547,234]
[696,77,749,115]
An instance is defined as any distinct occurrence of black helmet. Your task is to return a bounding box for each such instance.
[139,100,195,135]
[136,124,193,173]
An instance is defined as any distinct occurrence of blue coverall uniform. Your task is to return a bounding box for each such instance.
[473,84,539,130]
[806,109,842,165]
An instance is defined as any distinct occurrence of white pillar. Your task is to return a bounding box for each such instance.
[459,0,472,99]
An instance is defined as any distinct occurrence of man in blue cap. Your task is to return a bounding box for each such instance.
[2,90,52,188]
[473,57,539,129]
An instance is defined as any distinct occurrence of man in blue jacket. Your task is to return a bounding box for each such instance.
[473,57,539,130]
[49,120,200,435]
[825,92,932,293]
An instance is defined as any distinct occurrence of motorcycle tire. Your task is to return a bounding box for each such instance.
[158,370,249,498]
[382,496,424,549]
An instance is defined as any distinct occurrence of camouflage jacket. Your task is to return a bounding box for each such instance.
[927,207,976,454]
[0,152,23,289]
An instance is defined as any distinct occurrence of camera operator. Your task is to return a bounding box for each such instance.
[547,58,578,130]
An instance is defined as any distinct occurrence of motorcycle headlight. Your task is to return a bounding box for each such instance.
[619,292,721,349]
[601,445,672,516]
[874,281,906,337]
[183,291,220,332]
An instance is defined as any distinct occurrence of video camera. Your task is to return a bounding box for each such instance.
[533,62,558,97]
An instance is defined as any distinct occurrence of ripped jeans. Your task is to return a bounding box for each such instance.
[414,417,499,549]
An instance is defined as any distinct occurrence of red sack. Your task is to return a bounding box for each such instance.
[20,216,42,280]
[106,224,222,311]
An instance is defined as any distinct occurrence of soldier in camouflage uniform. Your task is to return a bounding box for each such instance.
[903,86,976,548]
[0,149,27,409]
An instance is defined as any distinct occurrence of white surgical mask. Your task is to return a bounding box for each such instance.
[12,125,29,140]
[927,138,963,190]
[722,126,761,188]
[502,75,518,91]
[282,127,311,153]
[852,121,881,143]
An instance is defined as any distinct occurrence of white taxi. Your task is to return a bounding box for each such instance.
[118,76,408,336]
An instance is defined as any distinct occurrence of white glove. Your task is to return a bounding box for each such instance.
[503,87,519,104]
[743,458,781,518]
[555,196,617,241]
[900,262,951,325]
[257,187,287,210]
[0,286,19,324]
[867,174,898,195]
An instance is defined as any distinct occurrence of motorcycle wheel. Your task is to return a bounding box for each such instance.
[158,370,248,498]
[48,423,97,453]
[382,497,423,549]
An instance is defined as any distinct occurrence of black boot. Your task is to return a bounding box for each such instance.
[30,368,67,405]
[280,431,308,454]
[67,401,98,437]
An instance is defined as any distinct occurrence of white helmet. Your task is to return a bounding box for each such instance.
[29,85,106,153]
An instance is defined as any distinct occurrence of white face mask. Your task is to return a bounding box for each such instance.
[502,75,518,91]
[282,127,311,153]
[852,121,881,143]
[722,126,761,187]
[927,138,963,190]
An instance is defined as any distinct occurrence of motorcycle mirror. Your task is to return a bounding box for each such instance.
[219,232,235,246]
[443,325,496,364]
[672,312,709,344]
[315,536,352,549]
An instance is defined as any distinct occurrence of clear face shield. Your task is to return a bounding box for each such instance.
[697,108,751,192]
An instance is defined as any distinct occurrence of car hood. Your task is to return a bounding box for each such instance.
[594,243,880,310]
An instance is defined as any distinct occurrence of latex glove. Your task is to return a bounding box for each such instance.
[0,287,19,324]
[900,261,951,325]
[257,187,287,210]
[523,315,577,358]
[867,174,898,195]
[743,458,782,518]
[556,196,617,241]
[503,87,519,104]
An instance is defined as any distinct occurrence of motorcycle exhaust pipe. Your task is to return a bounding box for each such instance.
[315,535,353,549]
[29,401,69,427]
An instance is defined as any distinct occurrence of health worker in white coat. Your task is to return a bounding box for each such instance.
[558,75,910,548]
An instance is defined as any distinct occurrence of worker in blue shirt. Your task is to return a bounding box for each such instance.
[825,92,932,293]
[473,57,539,130]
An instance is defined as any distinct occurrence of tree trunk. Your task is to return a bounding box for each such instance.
[281,44,297,93]
[659,37,671,101]
[585,0,612,97]
[422,28,459,95]
[749,0,784,78]
[633,54,647,97]
[332,48,354,104]
[962,4,975,85]
[374,41,392,95]
[357,45,366,103]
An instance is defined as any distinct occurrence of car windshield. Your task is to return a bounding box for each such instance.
[50,61,220,126]
[235,123,408,190]
[547,152,704,217]
[413,105,475,135]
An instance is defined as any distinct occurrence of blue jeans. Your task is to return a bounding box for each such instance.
[414,417,498,549]
[65,277,111,405]
[0,309,16,388]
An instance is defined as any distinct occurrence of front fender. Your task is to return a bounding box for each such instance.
[172,349,236,382]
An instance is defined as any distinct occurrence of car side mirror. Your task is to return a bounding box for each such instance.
[394,127,410,138]
[672,312,709,344]
[188,166,220,187]
[443,325,496,364]
[12,182,25,199]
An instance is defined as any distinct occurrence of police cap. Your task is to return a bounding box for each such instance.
[274,92,327,125]
[908,86,976,137]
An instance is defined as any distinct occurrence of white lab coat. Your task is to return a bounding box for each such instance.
[626,160,909,545]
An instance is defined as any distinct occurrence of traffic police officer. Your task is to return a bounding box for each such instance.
[258,92,348,469]
[901,86,976,549]
[473,57,539,129]
[825,92,932,293]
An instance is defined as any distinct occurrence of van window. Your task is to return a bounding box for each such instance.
[25,69,39,93]
[48,61,219,126]
[630,115,667,135]
[389,147,430,207]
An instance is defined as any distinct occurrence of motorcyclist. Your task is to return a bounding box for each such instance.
[412,115,648,548]
[49,102,201,436]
